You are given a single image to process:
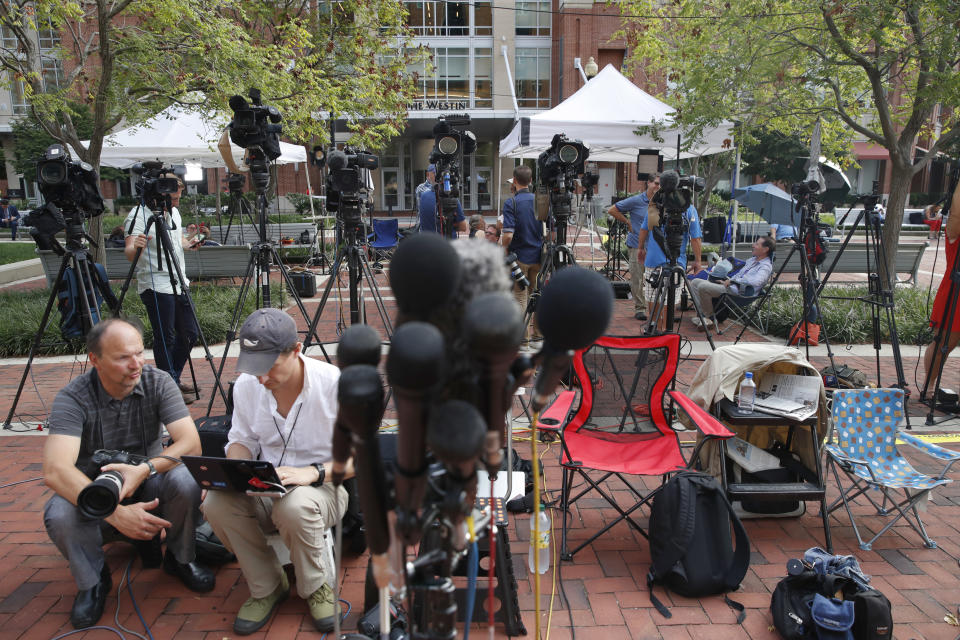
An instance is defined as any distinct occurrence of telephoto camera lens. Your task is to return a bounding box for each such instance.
[77,470,124,519]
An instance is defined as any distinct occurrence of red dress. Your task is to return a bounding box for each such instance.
[931,236,960,332]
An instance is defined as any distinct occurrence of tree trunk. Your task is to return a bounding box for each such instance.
[881,164,914,289]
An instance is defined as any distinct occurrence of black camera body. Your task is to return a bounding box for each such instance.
[78,449,149,520]
[326,148,379,229]
[537,133,589,220]
[25,145,104,249]
[650,170,704,262]
[132,161,184,212]
[229,88,283,191]
[430,115,476,225]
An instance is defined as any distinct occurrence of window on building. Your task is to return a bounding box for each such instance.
[1,25,17,50]
[38,25,60,51]
[10,78,28,115]
[474,1,492,35]
[405,1,469,36]
[41,58,63,91]
[414,47,470,102]
[474,48,492,108]
[515,47,550,108]
[516,0,550,36]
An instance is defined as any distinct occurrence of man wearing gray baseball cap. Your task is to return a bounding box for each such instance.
[202,308,352,635]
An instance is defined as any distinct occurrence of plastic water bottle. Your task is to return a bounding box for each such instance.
[738,372,756,412]
[528,504,550,574]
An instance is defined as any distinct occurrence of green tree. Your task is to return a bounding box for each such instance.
[0,0,421,255]
[618,0,960,284]
[739,129,810,185]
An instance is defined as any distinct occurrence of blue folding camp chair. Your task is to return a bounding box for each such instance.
[367,218,400,268]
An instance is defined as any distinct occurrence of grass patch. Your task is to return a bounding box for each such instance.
[758,285,934,345]
[0,283,286,357]
[0,242,39,265]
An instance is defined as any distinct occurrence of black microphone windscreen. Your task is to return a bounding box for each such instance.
[659,170,680,191]
[462,292,524,354]
[538,267,614,351]
[427,400,486,466]
[327,150,348,171]
[389,234,461,318]
[228,95,248,112]
[386,322,445,390]
[338,364,384,411]
[338,325,382,368]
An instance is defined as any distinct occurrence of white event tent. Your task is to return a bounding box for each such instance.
[78,105,308,168]
[499,64,735,162]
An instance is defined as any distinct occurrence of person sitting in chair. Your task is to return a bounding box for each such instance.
[689,235,774,331]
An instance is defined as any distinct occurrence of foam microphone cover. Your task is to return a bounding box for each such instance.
[326,149,348,171]
[337,365,390,555]
[337,325,382,368]
[228,95,248,112]
[537,267,614,352]
[389,234,461,319]
[426,399,487,478]
[659,169,680,191]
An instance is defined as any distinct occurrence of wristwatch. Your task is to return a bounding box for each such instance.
[311,463,326,487]
[143,460,158,479]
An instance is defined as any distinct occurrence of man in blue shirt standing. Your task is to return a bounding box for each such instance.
[637,197,703,329]
[500,165,542,341]
[414,164,436,213]
[418,167,467,237]
[607,175,660,321]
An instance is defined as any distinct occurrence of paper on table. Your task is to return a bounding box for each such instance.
[755,373,820,421]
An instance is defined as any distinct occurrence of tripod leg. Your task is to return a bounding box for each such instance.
[3,254,71,429]
[302,248,348,351]
[268,246,332,361]
[356,250,395,337]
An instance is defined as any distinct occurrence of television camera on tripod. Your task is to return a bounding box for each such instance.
[4,144,120,429]
[426,115,476,237]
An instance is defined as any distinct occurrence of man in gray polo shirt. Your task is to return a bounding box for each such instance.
[42,318,215,630]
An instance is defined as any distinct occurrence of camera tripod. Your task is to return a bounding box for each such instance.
[302,212,394,348]
[644,256,717,350]
[116,200,230,409]
[523,213,577,337]
[816,196,911,421]
[3,224,119,429]
[218,185,257,245]
[207,176,331,414]
[571,196,608,272]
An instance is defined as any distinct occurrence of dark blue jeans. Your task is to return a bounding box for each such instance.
[140,290,198,384]
[1,220,17,240]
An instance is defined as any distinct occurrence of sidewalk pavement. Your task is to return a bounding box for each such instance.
[0,231,959,638]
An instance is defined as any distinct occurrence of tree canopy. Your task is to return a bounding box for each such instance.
[0,0,421,170]
[617,0,960,278]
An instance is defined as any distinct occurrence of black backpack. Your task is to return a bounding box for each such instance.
[647,471,751,620]
[57,263,115,340]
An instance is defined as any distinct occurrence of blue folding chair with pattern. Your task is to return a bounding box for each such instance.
[825,388,960,550]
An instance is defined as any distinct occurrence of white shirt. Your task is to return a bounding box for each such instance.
[124,205,189,295]
[227,353,340,467]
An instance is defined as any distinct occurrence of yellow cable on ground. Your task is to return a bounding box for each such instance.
[531,409,543,640]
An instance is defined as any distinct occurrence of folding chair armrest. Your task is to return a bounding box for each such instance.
[898,431,960,477]
[823,442,861,465]
[535,389,576,433]
[668,390,733,439]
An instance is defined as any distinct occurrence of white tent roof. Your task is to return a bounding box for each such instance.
[78,105,307,169]
[499,65,735,161]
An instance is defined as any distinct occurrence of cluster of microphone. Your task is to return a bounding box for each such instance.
[328,233,614,591]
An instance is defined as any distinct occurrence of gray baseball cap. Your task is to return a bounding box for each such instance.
[236,308,298,376]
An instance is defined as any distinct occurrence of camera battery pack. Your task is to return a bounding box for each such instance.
[289,271,317,298]
[196,415,232,458]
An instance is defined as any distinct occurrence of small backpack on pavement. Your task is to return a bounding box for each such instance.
[647,471,751,621]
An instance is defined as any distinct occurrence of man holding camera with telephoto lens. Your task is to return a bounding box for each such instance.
[42,318,215,630]
[607,174,659,321]
[202,309,351,635]
[124,177,201,404]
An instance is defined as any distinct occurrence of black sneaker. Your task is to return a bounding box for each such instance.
[634,311,647,321]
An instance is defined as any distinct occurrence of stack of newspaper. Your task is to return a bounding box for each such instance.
[753,373,820,421]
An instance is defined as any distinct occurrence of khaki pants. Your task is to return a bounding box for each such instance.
[689,277,727,317]
[628,247,646,311]
[202,484,347,598]
[512,261,542,339]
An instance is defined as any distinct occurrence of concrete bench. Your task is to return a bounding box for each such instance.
[835,208,928,233]
[733,242,927,286]
[37,245,253,287]
[207,222,316,247]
